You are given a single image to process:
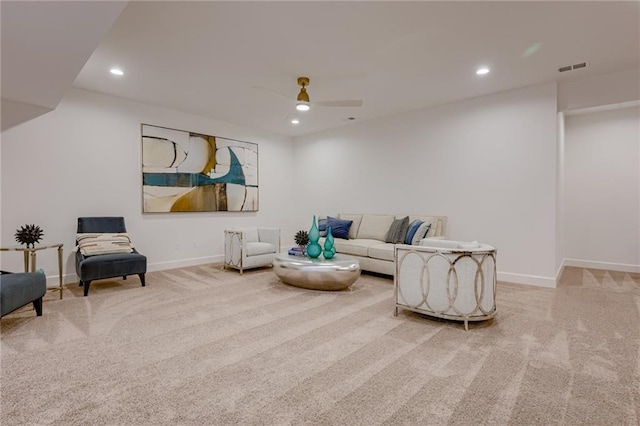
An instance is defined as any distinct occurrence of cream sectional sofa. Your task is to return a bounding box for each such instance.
[319,214,448,276]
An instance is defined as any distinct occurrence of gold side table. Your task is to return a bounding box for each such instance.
[0,243,64,299]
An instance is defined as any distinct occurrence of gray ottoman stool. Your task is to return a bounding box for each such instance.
[0,272,46,318]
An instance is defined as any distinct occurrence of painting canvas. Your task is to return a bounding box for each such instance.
[141,124,258,212]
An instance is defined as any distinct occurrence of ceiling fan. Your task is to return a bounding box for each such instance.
[256,76,363,112]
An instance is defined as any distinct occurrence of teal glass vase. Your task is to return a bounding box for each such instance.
[323,226,335,259]
[306,215,322,258]
[328,230,336,255]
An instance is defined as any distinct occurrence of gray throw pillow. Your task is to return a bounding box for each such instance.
[395,217,410,244]
[386,216,409,243]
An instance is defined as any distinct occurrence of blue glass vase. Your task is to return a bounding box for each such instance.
[306,215,322,258]
[323,226,335,259]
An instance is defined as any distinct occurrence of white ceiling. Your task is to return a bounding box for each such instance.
[0,1,127,130]
[9,2,640,137]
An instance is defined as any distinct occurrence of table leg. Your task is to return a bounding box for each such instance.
[30,251,36,273]
[23,251,29,272]
[57,246,63,299]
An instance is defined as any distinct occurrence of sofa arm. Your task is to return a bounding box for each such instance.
[258,228,281,251]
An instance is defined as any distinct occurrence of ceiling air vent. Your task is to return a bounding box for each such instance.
[559,62,588,72]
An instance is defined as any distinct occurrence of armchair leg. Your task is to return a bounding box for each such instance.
[83,280,92,297]
[33,297,43,316]
[139,273,146,287]
[123,276,127,280]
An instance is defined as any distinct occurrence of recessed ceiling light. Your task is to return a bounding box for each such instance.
[110,68,124,76]
[476,67,490,75]
[291,119,300,124]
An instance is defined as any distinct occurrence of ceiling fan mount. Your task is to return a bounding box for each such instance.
[296,77,310,103]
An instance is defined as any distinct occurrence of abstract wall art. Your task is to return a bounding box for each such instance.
[141,124,258,212]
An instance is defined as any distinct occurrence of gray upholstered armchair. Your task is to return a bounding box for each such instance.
[0,271,46,318]
[75,217,147,296]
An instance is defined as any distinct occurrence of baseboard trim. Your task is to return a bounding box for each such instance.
[555,259,566,283]
[497,272,557,288]
[562,258,640,274]
[48,255,225,287]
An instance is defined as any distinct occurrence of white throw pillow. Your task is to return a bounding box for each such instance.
[77,233,134,256]
[411,222,432,245]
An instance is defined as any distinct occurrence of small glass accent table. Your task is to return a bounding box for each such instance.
[0,243,64,299]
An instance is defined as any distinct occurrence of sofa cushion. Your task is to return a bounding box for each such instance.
[411,222,431,245]
[457,241,480,250]
[327,216,353,239]
[368,243,395,261]
[333,239,381,257]
[241,228,259,243]
[357,214,396,241]
[338,214,362,240]
[420,239,459,249]
[246,242,276,256]
[77,252,147,281]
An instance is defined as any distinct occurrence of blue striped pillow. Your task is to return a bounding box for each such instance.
[405,220,424,244]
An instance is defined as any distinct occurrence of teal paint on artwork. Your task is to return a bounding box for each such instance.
[143,148,246,187]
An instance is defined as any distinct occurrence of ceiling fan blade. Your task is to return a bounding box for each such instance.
[313,100,363,107]
[251,86,295,102]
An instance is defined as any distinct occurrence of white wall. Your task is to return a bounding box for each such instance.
[1,88,295,284]
[293,82,559,286]
[558,68,640,112]
[556,112,566,277]
[563,106,640,271]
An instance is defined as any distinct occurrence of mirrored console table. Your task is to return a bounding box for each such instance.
[0,243,64,299]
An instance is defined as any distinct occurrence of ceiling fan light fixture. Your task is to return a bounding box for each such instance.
[296,102,310,111]
[296,76,311,109]
[296,87,310,103]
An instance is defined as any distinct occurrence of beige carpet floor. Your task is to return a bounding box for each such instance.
[1,265,639,425]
